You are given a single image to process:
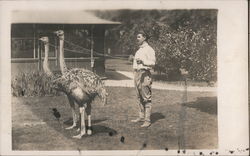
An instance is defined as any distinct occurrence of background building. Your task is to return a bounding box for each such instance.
[11,10,120,77]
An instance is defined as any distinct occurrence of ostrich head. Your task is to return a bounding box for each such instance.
[54,30,64,40]
[39,36,49,44]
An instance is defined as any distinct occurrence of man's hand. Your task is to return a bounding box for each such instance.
[136,59,143,65]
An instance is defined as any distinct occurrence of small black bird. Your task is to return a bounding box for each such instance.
[108,132,113,136]
[120,136,125,143]
[51,108,63,128]
[52,108,61,119]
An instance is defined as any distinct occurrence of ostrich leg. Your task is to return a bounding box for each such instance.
[73,106,86,139]
[65,95,77,130]
[86,103,92,135]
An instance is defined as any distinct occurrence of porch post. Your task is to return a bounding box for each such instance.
[55,37,58,66]
[90,25,94,72]
[33,24,36,59]
[38,30,41,71]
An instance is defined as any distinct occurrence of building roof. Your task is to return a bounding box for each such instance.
[12,10,121,25]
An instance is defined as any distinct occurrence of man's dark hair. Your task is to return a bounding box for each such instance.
[137,30,149,41]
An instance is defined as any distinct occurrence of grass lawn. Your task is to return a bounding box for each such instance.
[12,86,217,150]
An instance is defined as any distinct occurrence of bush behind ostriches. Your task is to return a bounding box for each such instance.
[11,71,60,97]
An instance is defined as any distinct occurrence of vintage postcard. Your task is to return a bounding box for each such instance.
[0,0,248,155]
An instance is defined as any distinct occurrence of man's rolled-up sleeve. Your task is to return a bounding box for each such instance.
[143,48,156,67]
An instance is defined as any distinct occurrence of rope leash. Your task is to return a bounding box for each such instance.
[39,38,129,60]
[64,39,128,59]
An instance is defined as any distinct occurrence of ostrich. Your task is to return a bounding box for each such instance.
[40,37,52,76]
[40,35,107,139]
[52,30,108,139]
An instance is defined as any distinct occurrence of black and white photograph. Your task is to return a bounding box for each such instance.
[0,0,248,155]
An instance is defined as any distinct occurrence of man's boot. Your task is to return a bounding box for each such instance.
[141,104,151,127]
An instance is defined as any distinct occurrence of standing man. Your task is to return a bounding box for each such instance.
[131,31,156,128]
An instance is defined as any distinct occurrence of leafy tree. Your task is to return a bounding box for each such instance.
[93,9,217,81]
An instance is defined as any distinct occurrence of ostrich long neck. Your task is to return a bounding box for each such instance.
[59,37,68,74]
[43,42,53,77]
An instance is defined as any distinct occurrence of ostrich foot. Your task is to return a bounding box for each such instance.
[65,124,76,130]
[87,129,92,135]
[72,132,86,139]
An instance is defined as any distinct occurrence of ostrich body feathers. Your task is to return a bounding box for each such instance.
[52,68,107,105]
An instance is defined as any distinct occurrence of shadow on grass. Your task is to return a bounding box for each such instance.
[63,118,107,126]
[66,125,118,138]
[183,97,217,115]
[21,98,118,139]
[151,112,165,124]
[91,125,118,136]
[56,117,118,136]
[63,118,118,136]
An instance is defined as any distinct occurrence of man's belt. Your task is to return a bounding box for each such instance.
[134,68,150,72]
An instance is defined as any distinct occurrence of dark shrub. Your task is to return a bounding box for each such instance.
[11,71,60,97]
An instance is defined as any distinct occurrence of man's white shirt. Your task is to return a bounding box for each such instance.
[133,42,156,70]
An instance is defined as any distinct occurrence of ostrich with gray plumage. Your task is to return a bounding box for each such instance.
[40,34,107,139]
